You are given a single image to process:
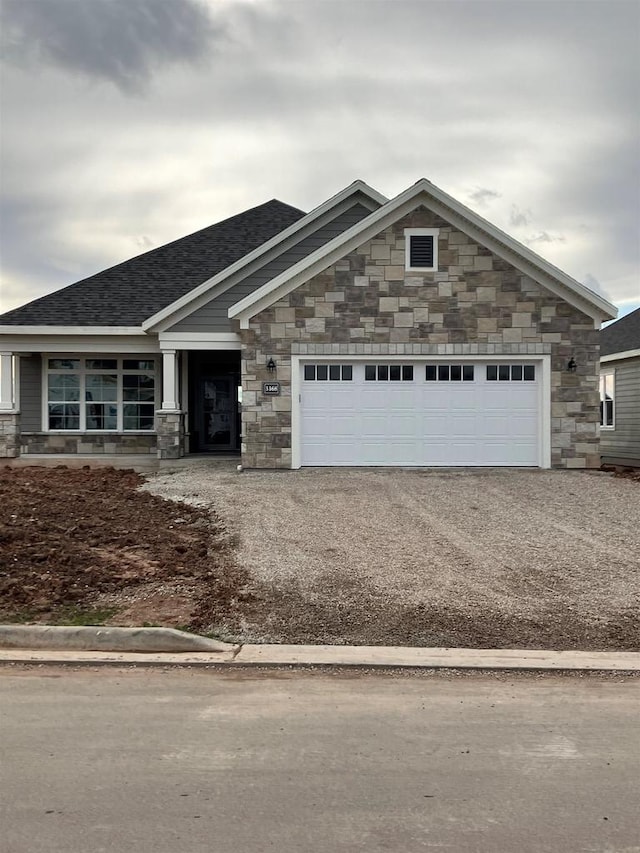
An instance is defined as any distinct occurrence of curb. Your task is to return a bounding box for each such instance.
[0,625,237,654]
[1,644,639,672]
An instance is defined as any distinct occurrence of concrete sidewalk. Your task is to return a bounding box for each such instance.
[2,644,639,671]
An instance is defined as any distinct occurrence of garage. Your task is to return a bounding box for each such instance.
[299,360,542,467]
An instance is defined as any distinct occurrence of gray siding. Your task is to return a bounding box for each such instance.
[600,357,640,465]
[169,203,372,333]
[20,354,42,431]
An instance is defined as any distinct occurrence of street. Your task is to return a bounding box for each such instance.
[1,667,638,853]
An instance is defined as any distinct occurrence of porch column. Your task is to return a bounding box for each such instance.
[157,349,184,459]
[0,352,17,411]
[161,349,179,411]
[0,352,20,457]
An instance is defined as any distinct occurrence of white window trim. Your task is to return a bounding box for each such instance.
[291,354,551,470]
[599,369,615,430]
[404,228,439,272]
[42,354,159,433]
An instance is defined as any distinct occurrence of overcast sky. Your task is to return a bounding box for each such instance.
[1,0,638,319]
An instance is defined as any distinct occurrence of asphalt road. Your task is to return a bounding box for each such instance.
[1,667,638,853]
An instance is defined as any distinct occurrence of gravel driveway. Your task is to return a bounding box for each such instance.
[143,465,640,650]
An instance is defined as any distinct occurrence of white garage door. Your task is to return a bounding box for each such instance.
[300,361,540,467]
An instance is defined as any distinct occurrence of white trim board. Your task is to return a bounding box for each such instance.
[142,181,386,333]
[0,326,145,336]
[0,335,160,354]
[230,178,617,326]
[158,332,241,351]
[600,349,640,363]
[290,353,551,470]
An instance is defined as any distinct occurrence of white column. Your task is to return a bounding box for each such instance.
[161,349,179,410]
[0,353,17,412]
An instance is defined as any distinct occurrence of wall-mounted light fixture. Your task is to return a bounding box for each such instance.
[267,357,277,373]
[567,357,577,373]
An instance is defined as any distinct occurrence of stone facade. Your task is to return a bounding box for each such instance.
[156,410,185,459]
[0,413,20,457]
[240,206,600,469]
[21,432,157,455]
[0,413,179,461]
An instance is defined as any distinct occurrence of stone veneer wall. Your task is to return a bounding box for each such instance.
[0,413,20,457]
[156,411,185,459]
[240,206,600,469]
[21,433,157,455]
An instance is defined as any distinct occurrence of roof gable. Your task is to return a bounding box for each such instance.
[600,307,640,356]
[229,179,617,326]
[0,200,305,328]
[142,180,386,332]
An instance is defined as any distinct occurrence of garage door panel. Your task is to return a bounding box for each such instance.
[300,361,540,467]
[394,416,421,438]
[448,415,478,438]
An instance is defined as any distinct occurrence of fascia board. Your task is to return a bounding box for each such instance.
[600,349,640,363]
[142,180,387,332]
[158,331,241,351]
[0,334,159,353]
[0,325,145,335]
[230,179,617,325]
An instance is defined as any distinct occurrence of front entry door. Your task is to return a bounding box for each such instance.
[200,377,237,451]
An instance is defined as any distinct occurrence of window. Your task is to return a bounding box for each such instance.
[486,364,536,381]
[365,364,414,381]
[405,228,439,271]
[425,364,474,382]
[46,357,156,431]
[304,364,352,381]
[599,372,615,428]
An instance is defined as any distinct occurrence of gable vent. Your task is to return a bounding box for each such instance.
[409,235,434,268]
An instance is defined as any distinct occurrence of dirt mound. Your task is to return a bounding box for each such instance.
[0,466,247,629]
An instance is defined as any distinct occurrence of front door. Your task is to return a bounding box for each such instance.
[199,377,237,451]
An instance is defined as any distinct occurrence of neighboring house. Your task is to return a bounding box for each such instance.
[0,178,617,469]
[599,308,640,467]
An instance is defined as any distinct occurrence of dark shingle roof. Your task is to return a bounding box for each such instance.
[0,200,305,326]
[600,307,640,356]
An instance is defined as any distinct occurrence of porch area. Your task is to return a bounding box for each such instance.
[0,348,241,462]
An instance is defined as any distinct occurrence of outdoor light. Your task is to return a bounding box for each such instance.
[567,357,577,372]
[267,357,276,373]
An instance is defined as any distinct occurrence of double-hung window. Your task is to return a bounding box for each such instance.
[46,357,157,431]
[599,371,615,428]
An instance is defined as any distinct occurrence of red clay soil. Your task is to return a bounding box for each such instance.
[0,466,250,631]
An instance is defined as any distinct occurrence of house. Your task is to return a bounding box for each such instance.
[599,307,640,467]
[0,178,617,469]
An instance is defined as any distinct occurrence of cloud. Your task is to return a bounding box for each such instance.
[510,205,532,228]
[135,235,155,251]
[467,187,501,208]
[525,231,566,245]
[0,0,223,93]
[0,0,638,313]
[581,273,612,301]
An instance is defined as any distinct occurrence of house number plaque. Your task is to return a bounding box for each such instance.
[262,382,281,395]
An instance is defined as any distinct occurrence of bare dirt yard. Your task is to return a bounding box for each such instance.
[1,462,639,651]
